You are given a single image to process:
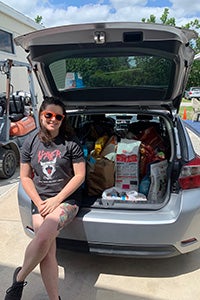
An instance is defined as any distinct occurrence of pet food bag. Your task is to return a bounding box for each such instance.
[115,139,141,191]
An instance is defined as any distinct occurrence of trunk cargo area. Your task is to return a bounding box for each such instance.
[70,112,173,209]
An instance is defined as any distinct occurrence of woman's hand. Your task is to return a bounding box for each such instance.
[38,197,60,217]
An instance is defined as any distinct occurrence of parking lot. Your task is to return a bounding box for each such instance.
[1,127,200,300]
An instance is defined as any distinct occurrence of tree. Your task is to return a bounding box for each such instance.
[160,8,175,26]
[142,8,175,26]
[183,19,200,87]
[142,8,200,88]
[35,15,43,25]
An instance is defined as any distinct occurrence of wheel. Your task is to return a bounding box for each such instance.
[0,148,17,179]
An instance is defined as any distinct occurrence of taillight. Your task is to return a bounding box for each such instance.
[178,156,200,189]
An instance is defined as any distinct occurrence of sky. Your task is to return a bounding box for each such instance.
[1,0,200,28]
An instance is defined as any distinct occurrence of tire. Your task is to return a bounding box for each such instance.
[0,148,17,179]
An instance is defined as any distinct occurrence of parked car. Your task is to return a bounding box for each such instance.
[16,22,200,258]
[185,87,200,100]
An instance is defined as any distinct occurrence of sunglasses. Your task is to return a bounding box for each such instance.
[41,111,65,121]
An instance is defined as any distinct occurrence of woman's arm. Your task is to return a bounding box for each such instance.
[56,160,86,202]
[39,160,86,216]
[20,162,43,209]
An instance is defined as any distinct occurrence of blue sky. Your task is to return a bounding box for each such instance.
[2,0,200,28]
[48,0,172,8]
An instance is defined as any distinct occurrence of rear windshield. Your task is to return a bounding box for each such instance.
[49,55,172,91]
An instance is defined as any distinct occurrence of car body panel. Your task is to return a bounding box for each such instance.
[60,191,200,256]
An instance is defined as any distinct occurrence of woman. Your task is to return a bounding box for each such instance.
[5,97,86,300]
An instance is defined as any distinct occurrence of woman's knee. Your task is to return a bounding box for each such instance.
[35,229,53,250]
[32,213,44,233]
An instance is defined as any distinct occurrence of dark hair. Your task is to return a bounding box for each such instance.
[38,97,74,143]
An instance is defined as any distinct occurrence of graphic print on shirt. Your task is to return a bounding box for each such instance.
[38,149,61,180]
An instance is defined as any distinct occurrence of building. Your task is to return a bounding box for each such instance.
[0,1,43,98]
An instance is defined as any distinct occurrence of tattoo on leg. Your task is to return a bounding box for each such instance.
[57,203,78,231]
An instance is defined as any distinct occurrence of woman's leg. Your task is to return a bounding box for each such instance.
[17,213,59,282]
[40,239,59,299]
[32,214,59,300]
[17,203,79,300]
[39,203,79,299]
[4,213,59,300]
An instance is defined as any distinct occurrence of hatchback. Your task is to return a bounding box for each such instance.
[16,22,200,258]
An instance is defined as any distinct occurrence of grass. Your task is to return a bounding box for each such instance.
[181,97,190,103]
[179,106,193,120]
[179,98,193,120]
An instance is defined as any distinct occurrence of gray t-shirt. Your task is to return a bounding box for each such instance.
[21,132,85,206]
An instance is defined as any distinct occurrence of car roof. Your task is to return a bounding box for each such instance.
[15,22,197,112]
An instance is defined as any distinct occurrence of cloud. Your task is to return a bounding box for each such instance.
[2,0,200,28]
[56,4,111,25]
[4,0,40,15]
[109,0,147,10]
[171,0,200,17]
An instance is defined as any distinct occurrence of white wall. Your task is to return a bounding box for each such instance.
[0,2,43,102]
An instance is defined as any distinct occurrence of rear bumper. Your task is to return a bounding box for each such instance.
[19,184,200,258]
[57,191,200,257]
[56,237,180,258]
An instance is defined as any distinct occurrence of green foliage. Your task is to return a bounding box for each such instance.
[65,56,172,88]
[142,8,200,89]
[179,104,193,120]
[160,8,176,26]
[35,15,43,24]
[183,19,200,54]
[65,57,131,87]
[179,19,200,89]
[142,14,156,23]
[142,8,175,26]
[134,56,171,86]
[187,61,200,87]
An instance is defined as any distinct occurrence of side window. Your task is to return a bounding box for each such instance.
[0,29,14,54]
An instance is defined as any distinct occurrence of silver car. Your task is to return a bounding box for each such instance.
[185,87,200,100]
[16,22,200,258]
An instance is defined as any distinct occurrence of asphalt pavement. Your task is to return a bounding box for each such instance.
[0,167,20,197]
[184,120,200,136]
[181,101,200,135]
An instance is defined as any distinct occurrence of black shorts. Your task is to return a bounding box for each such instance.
[31,199,77,215]
[31,189,82,215]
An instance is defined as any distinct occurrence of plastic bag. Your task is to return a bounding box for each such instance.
[102,187,147,202]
